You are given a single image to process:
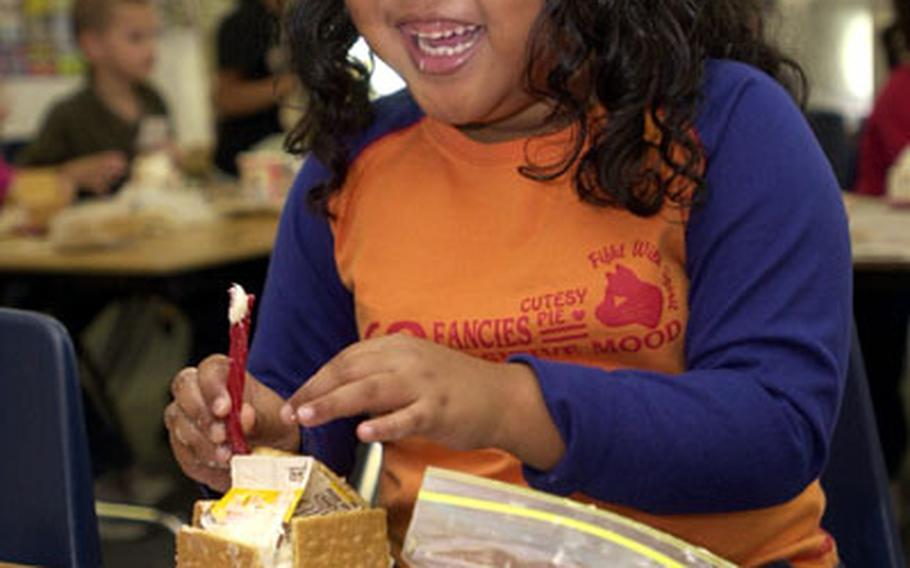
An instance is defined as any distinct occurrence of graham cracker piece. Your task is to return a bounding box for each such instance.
[177,526,265,568]
[290,509,389,568]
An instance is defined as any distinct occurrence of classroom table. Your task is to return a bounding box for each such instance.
[0,210,279,358]
[0,207,280,370]
[0,213,279,277]
[846,193,910,272]
[0,211,280,463]
[845,193,910,292]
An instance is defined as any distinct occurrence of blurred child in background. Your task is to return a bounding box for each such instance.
[212,0,295,175]
[17,0,170,197]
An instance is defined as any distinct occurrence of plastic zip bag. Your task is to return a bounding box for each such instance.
[403,468,735,568]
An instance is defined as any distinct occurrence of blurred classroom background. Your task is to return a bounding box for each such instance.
[0,0,405,151]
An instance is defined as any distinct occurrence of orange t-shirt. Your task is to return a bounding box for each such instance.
[331,116,833,567]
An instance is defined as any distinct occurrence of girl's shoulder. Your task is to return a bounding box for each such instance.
[287,90,424,201]
[701,59,780,98]
[695,59,803,156]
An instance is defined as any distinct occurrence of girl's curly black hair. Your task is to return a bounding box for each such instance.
[284,0,805,217]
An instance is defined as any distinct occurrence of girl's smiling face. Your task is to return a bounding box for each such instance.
[345,0,548,142]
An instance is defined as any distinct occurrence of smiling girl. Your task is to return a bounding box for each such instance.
[166,1,851,566]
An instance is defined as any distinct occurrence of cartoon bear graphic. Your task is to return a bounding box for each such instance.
[595,264,664,329]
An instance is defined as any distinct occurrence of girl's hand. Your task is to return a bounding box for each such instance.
[164,355,249,492]
[164,355,298,492]
[280,334,565,469]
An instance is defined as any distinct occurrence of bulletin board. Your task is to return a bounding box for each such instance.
[0,0,82,76]
[0,0,237,77]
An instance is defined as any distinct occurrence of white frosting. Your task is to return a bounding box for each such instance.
[201,503,287,566]
[203,506,283,549]
[228,283,249,325]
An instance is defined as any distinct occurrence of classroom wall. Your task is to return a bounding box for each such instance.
[773,0,896,122]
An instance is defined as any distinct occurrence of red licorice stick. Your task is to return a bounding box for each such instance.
[227,285,255,455]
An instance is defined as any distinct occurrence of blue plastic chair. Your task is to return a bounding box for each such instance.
[821,326,906,567]
[0,307,102,567]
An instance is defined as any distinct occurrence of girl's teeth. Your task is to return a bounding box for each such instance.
[416,36,478,56]
[415,24,478,41]
[412,24,480,57]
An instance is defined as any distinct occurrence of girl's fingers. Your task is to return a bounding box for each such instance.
[240,402,257,436]
[164,402,231,468]
[163,402,188,443]
[291,373,410,428]
[288,342,395,408]
[356,404,428,443]
[168,424,231,492]
[209,422,226,445]
[196,355,232,417]
[170,367,214,430]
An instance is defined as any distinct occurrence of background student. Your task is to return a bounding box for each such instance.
[17,0,170,197]
[212,0,295,175]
